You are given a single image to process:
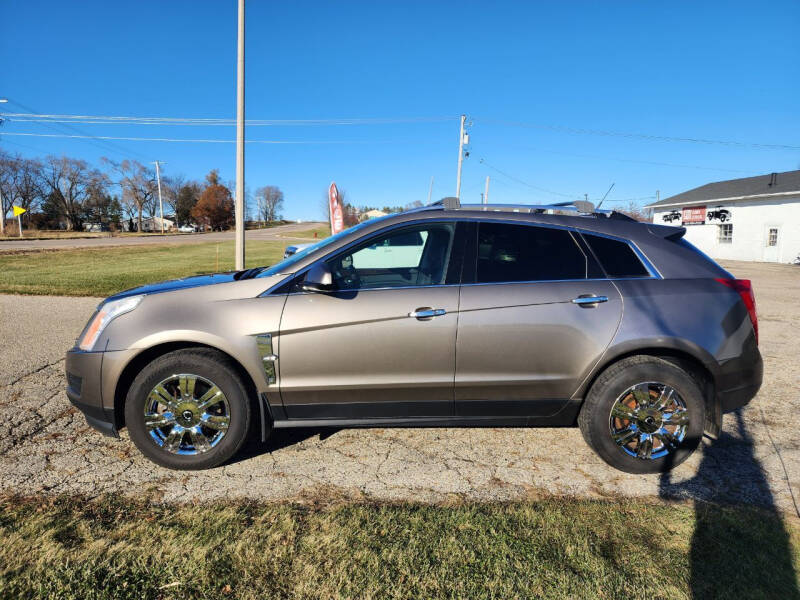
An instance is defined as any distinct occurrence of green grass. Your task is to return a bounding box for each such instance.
[1,495,797,599]
[0,241,289,297]
[291,225,331,240]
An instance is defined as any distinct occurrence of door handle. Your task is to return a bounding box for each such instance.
[572,295,608,307]
[409,307,446,319]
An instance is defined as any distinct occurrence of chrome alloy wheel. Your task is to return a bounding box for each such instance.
[608,382,689,460]
[144,374,230,455]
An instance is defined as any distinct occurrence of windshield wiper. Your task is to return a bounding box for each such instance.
[233,266,267,280]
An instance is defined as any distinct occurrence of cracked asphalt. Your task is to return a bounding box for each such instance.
[1,261,797,514]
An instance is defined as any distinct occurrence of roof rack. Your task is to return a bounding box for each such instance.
[426,198,636,221]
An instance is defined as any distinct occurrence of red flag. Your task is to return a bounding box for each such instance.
[328,182,344,234]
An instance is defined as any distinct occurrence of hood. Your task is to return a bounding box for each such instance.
[106,272,243,302]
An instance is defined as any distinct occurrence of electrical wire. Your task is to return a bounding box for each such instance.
[479,158,655,204]
[0,113,456,126]
[1,100,151,160]
[515,146,752,174]
[475,117,800,151]
[1,132,389,144]
[479,158,583,199]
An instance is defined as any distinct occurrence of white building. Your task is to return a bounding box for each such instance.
[647,170,800,264]
[140,216,175,232]
[359,208,389,221]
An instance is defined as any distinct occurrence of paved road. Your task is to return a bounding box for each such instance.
[0,261,797,515]
[0,222,326,252]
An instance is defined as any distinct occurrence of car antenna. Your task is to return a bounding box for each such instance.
[595,183,615,210]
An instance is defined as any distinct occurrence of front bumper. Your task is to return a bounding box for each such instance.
[65,348,118,437]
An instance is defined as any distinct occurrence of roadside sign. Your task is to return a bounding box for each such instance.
[681,205,706,225]
[12,205,25,238]
[329,182,344,235]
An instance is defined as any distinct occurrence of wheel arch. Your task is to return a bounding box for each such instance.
[112,341,259,430]
[575,345,718,435]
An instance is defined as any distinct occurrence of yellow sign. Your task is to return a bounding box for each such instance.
[12,206,26,216]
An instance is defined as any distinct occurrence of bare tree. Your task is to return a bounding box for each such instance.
[0,150,18,224]
[618,201,651,222]
[103,159,156,232]
[38,156,105,230]
[162,173,186,217]
[255,185,284,223]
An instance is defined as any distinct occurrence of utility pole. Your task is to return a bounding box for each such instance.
[484,175,490,204]
[234,0,246,270]
[427,176,434,204]
[0,99,6,235]
[152,161,165,234]
[455,114,467,199]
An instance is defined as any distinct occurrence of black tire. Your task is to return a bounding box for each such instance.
[125,348,252,470]
[578,355,705,474]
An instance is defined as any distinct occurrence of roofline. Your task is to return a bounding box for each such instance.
[646,189,800,209]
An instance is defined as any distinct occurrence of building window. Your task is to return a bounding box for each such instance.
[767,228,778,247]
[718,224,733,244]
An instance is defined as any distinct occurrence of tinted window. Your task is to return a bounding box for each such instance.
[327,224,455,290]
[476,223,587,283]
[583,234,650,278]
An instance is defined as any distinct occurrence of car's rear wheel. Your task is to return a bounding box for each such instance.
[125,348,252,470]
[578,355,705,474]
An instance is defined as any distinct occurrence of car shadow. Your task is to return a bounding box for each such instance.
[227,426,339,465]
[659,409,799,598]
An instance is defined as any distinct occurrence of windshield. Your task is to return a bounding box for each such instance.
[256,216,393,278]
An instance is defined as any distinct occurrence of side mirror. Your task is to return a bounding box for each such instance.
[301,262,335,293]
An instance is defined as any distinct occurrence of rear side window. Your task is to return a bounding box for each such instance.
[476,223,587,283]
[582,234,650,278]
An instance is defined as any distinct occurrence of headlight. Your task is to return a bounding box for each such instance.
[78,295,144,351]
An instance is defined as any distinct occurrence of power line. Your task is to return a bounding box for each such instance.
[476,117,800,151]
[0,112,456,126]
[479,158,582,199]
[516,146,752,174]
[1,100,151,160]
[479,157,655,204]
[1,132,390,144]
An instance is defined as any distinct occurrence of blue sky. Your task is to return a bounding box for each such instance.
[2,0,799,220]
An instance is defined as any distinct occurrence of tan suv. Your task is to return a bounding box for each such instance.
[66,203,762,473]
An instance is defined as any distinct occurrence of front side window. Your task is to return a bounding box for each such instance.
[327,223,455,290]
[257,215,394,278]
[475,223,587,283]
[718,224,733,244]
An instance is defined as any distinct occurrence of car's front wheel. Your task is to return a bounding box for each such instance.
[125,348,252,470]
[578,355,705,474]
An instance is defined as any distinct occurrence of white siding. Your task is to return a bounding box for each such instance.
[651,196,800,263]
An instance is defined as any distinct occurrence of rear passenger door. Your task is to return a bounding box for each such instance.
[455,221,624,417]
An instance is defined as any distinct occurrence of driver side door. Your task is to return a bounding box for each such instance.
[278,221,464,420]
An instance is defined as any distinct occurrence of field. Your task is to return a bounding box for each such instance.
[0,240,290,296]
[1,495,798,600]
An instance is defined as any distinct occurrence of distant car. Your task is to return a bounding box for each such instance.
[178,225,195,233]
[283,243,313,259]
[66,203,762,473]
[662,210,681,223]
[707,209,730,222]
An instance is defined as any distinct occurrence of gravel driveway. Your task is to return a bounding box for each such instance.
[1,261,797,514]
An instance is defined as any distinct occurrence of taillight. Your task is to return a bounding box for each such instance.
[716,278,758,345]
